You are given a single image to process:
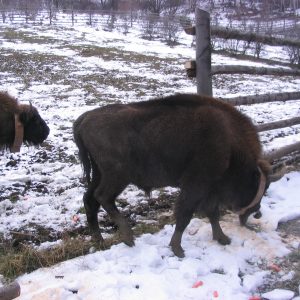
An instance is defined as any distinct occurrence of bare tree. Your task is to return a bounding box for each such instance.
[141,13,156,40]
[162,18,180,45]
[285,45,300,65]
[139,0,170,14]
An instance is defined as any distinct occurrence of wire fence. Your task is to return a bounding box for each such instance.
[0,8,299,40]
[0,9,187,28]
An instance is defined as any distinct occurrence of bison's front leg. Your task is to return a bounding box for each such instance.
[206,207,231,245]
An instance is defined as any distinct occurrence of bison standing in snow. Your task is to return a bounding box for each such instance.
[73,94,270,257]
[0,92,49,152]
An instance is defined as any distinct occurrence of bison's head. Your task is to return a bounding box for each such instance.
[236,160,270,225]
[18,103,50,146]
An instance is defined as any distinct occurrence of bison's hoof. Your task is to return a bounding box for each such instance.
[119,227,134,247]
[217,235,231,245]
[120,232,135,247]
[253,211,262,219]
[170,243,185,258]
[122,237,135,247]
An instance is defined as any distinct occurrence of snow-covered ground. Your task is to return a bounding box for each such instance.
[0,15,300,299]
[14,172,300,300]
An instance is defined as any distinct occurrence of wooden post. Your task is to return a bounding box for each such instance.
[195,8,212,96]
[71,6,74,26]
[25,5,28,24]
[89,10,92,26]
[49,6,52,25]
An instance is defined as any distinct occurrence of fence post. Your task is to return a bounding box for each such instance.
[49,6,52,25]
[71,5,74,26]
[195,8,212,96]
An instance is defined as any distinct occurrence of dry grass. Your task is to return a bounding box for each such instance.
[0,213,173,281]
[0,236,93,280]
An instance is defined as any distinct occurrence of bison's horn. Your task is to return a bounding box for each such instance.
[29,101,33,110]
[236,167,267,215]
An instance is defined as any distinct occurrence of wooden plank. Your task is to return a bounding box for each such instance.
[257,116,300,132]
[264,142,300,162]
[184,26,195,35]
[212,65,300,76]
[220,91,300,106]
[184,60,196,70]
[211,26,300,48]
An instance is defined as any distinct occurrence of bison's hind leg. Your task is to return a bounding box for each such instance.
[83,171,104,245]
[94,177,134,247]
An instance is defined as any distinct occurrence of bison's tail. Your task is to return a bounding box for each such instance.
[73,117,92,184]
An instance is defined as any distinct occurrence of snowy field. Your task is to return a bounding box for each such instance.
[0,15,300,300]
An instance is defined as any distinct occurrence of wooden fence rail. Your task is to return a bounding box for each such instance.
[256,116,300,132]
[219,91,300,106]
[211,26,300,48]
[212,65,300,76]
[187,8,300,168]
[264,142,300,162]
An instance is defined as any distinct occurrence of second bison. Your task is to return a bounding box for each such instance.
[0,92,49,152]
[73,94,270,257]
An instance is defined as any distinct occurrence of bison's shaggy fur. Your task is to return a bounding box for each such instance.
[73,94,270,257]
[0,92,49,151]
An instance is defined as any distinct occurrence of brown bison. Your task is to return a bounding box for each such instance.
[0,92,49,152]
[73,94,270,257]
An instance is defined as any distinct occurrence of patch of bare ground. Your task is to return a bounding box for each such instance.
[255,163,300,296]
[256,217,300,296]
[0,191,177,280]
